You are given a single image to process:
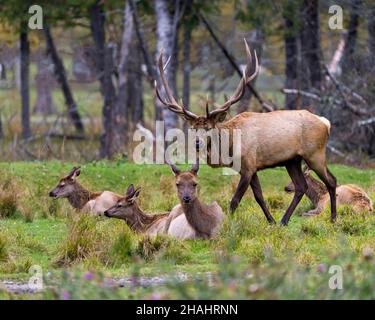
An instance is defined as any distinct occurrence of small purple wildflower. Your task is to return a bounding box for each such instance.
[61,290,70,300]
[317,263,326,273]
[83,272,94,281]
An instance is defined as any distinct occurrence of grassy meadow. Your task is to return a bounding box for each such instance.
[0,161,374,299]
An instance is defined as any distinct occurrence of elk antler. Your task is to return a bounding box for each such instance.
[154,49,198,120]
[209,39,259,118]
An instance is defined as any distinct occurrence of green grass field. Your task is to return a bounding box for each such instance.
[0,161,374,299]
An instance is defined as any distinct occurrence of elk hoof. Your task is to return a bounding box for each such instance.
[280,219,289,227]
[229,200,239,214]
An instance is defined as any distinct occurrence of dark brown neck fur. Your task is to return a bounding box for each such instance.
[305,175,329,205]
[67,182,101,210]
[181,199,216,238]
[126,204,168,233]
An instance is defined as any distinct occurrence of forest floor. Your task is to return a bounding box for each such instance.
[0,161,375,299]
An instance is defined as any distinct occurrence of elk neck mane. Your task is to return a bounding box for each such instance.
[67,182,101,210]
[180,199,217,238]
[127,203,169,232]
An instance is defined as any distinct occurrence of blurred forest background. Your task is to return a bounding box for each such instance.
[0,0,374,164]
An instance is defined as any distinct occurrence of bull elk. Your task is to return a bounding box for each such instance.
[285,167,373,216]
[154,39,337,226]
[49,167,122,216]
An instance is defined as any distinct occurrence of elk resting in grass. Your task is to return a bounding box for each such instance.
[49,167,122,216]
[103,184,198,239]
[154,39,337,226]
[104,162,224,240]
[167,161,224,239]
[285,167,373,216]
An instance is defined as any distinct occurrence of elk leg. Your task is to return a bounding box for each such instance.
[230,173,252,213]
[280,158,307,226]
[250,173,276,224]
[309,166,337,223]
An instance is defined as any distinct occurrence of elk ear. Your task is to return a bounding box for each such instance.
[128,187,141,204]
[168,162,181,176]
[211,112,227,123]
[126,184,135,196]
[69,167,81,180]
[302,165,311,175]
[191,162,199,175]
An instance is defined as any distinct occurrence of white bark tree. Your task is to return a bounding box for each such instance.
[154,0,178,131]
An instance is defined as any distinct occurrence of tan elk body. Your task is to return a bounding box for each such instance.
[154,39,337,225]
[285,169,373,216]
[49,167,122,216]
[104,163,223,240]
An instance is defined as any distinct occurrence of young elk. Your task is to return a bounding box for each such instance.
[49,167,122,216]
[285,167,373,216]
[167,162,224,240]
[154,39,337,226]
[103,184,197,239]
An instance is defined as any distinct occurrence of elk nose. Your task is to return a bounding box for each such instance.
[49,191,55,197]
[183,196,191,204]
[284,186,292,193]
[195,139,202,151]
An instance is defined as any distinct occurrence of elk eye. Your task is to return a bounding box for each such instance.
[192,183,197,187]
[176,183,180,187]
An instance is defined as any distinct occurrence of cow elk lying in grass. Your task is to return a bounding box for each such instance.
[167,161,224,239]
[104,163,224,240]
[155,39,337,225]
[285,167,373,216]
[49,167,122,216]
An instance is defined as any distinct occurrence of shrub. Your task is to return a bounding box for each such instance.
[54,214,106,266]
[0,234,8,262]
[0,192,18,218]
[266,193,286,210]
[109,227,136,265]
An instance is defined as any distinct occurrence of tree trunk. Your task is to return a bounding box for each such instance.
[299,0,321,107]
[128,0,160,121]
[182,15,192,133]
[20,30,31,139]
[154,0,178,130]
[129,46,144,126]
[283,4,298,109]
[118,3,144,133]
[341,0,362,77]
[0,111,3,140]
[44,26,84,133]
[115,2,133,148]
[33,52,56,115]
[367,4,375,72]
[237,29,264,113]
[90,2,116,158]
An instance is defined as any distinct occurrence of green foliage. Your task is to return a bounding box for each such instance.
[0,234,8,262]
[0,162,373,300]
[54,214,105,266]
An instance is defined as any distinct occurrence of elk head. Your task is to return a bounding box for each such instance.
[169,161,199,205]
[104,184,141,221]
[49,167,81,199]
[154,39,259,130]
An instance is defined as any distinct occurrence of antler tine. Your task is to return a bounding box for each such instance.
[154,50,198,120]
[209,39,259,118]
